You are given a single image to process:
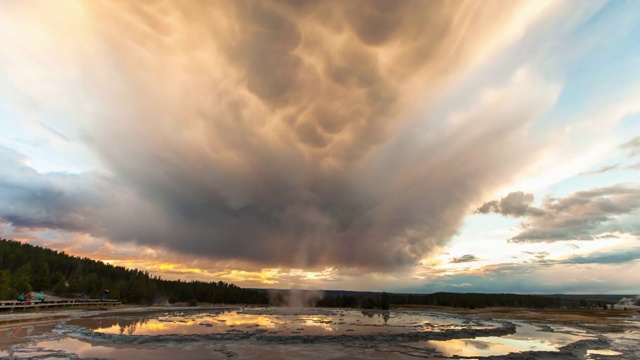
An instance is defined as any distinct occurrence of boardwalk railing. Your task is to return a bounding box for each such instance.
[0,298,121,312]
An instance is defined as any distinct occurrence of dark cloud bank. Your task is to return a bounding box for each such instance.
[2,1,563,271]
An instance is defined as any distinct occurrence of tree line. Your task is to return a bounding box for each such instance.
[0,239,268,304]
[317,290,614,310]
[0,238,617,309]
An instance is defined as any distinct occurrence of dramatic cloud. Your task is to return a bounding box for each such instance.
[0,145,179,251]
[0,146,106,233]
[0,0,562,272]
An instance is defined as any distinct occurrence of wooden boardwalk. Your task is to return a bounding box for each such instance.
[0,298,121,312]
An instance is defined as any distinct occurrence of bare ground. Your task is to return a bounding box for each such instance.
[396,306,640,332]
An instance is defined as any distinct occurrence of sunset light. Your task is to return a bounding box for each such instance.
[1,0,639,295]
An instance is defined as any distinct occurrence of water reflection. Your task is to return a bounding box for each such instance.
[423,322,590,357]
[3,309,631,359]
[0,322,57,353]
[69,309,490,337]
[5,337,226,360]
[427,336,555,357]
[586,349,622,358]
[360,310,390,323]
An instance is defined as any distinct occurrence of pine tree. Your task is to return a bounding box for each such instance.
[32,261,51,292]
[0,270,12,299]
[12,262,32,294]
[52,277,67,296]
[380,292,390,310]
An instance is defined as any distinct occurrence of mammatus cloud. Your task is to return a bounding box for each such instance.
[1,1,560,271]
[478,185,640,242]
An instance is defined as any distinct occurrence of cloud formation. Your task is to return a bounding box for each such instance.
[450,254,479,264]
[0,1,564,272]
[561,247,640,265]
[512,185,640,242]
[622,136,640,157]
[418,246,640,294]
[0,146,106,233]
[479,185,640,243]
[476,191,543,217]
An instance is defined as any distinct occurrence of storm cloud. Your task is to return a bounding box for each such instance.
[0,1,561,271]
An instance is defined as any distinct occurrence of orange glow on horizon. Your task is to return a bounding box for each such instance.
[83,255,346,288]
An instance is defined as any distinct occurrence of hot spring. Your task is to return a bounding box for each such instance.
[3,306,632,359]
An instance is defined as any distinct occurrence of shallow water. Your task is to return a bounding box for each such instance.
[420,322,589,357]
[3,337,228,360]
[586,349,623,357]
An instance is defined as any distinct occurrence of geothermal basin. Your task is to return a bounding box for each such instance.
[1,306,639,359]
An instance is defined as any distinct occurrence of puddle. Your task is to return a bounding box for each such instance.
[0,322,57,352]
[3,337,227,359]
[418,322,590,357]
[586,349,623,358]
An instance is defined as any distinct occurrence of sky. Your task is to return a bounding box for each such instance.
[0,0,639,294]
